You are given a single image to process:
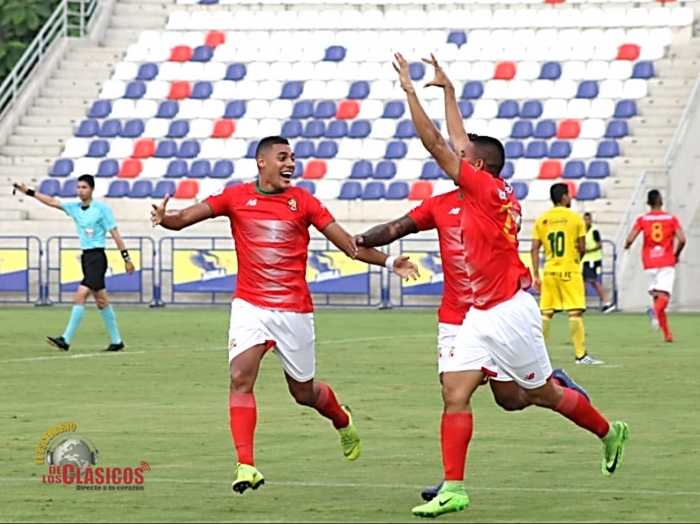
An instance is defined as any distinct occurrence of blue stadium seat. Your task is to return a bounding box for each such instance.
[350,160,373,179]
[88,100,111,118]
[596,141,619,158]
[190,160,211,178]
[363,181,385,200]
[511,120,533,139]
[212,160,233,178]
[155,140,177,158]
[386,181,409,200]
[614,100,637,118]
[165,160,188,178]
[459,101,474,118]
[281,120,302,138]
[60,179,78,198]
[348,81,370,99]
[50,159,73,177]
[153,180,176,199]
[505,141,524,159]
[86,140,109,158]
[316,141,338,159]
[348,120,371,138]
[303,120,325,139]
[497,100,519,119]
[324,45,346,62]
[395,119,416,139]
[521,101,543,119]
[562,160,586,179]
[605,120,628,138]
[130,180,153,198]
[224,100,245,119]
[291,100,313,119]
[632,61,654,79]
[106,180,129,198]
[339,181,362,199]
[539,62,562,80]
[510,182,528,201]
[178,140,200,159]
[136,63,158,81]
[124,81,146,99]
[409,62,425,80]
[577,80,599,99]
[587,161,610,179]
[225,63,246,81]
[99,119,122,138]
[39,179,60,196]
[385,141,407,159]
[246,140,259,158]
[534,120,556,139]
[383,101,405,119]
[447,31,467,48]
[326,120,348,138]
[294,140,315,158]
[374,161,396,180]
[76,120,99,138]
[96,159,118,177]
[192,45,213,62]
[294,160,303,179]
[167,120,190,138]
[157,101,179,118]
[420,161,443,180]
[226,180,242,188]
[549,141,572,159]
[281,81,303,99]
[121,119,145,138]
[191,81,213,99]
[296,181,316,194]
[314,101,336,119]
[501,161,514,179]
[525,141,547,159]
[577,181,601,201]
[461,81,484,99]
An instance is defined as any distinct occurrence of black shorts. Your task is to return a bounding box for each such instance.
[81,249,108,291]
[582,261,602,283]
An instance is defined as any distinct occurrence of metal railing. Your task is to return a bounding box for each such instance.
[0,0,101,125]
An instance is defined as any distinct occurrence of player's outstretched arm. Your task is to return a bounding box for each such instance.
[624,228,641,250]
[356,216,419,248]
[394,52,460,183]
[151,195,213,231]
[12,182,62,210]
[530,238,542,292]
[674,226,686,261]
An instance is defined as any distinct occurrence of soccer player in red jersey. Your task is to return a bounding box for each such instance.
[393,53,629,518]
[150,136,419,494]
[624,189,686,342]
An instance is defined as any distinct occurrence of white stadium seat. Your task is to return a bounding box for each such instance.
[106,138,133,159]
[395,160,422,180]
[141,158,168,179]
[189,119,214,139]
[99,80,125,100]
[315,180,341,200]
[143,119,169,139]
[325,159,352,180]
[110,99,134,119]
[512,159,540,180]
[570,139,597,159]
[200,139,226,159]
[580,119,605,139]
[62,138,89,158]
[178,100,204,120]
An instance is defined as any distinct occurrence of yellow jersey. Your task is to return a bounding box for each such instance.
[533,206,586,273]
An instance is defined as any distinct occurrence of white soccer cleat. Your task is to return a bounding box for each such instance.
[576,354,605,365]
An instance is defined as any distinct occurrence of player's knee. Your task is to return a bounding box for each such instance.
[229,368,254,394]
[494,394,528,412]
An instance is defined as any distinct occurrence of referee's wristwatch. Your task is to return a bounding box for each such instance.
[121,250,132,263]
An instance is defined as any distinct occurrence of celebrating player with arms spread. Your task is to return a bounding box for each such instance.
[393,52,629,518]
[151,135,418,494]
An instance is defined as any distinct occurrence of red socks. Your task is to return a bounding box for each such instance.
[229,393,257,466]
[313,382,350,430]
[555,387,610,438]
[441,413,473,482]
[654,295,672,340]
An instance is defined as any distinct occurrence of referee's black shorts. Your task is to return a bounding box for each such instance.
[582,260,602,283]
[81,248,108,291]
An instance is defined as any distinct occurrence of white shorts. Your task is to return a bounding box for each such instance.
[447,290,553,389]
[228,298,315,382]
[646,267,675,295]
[437,323,459,374]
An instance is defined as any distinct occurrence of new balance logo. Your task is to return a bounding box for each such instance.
[246,199,257,207]
[524,372,535,381]
[448,207,460,215]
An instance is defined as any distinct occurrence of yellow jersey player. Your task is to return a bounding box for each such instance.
[531,183,603,365]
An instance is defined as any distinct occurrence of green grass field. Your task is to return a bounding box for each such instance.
[1,306,699,523]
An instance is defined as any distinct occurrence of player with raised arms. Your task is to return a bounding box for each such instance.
[624,189,685,342]
[150,135,419,495]
[392,53,629,518]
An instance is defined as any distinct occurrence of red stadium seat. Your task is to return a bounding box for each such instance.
[617,44,641,61]
[132,139,155,159]
[205,31,226,48]
[336,100,360,119]
[170,45,193,62]
[493,62,516,80]
[564,180,577,199]
[168,81,191,100]
[557,120,581,139]
[118,159,142,178]
[408,181,433,200]
[545,0,565,3]
[538,160,562,180]
[303,160,327,179]
[175,180,199,199]
[212,119,235,138]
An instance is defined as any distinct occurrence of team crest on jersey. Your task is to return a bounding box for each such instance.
[498,189,508,201]
[229,339,237,351]
[287,198,298,212]
[504,181,513,194]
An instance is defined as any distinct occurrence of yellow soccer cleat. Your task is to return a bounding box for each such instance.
[232,463,265,494]
[338,405,361,461]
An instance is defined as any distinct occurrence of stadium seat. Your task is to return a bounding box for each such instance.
[292,100,313,119]
[362,181,385,200]
[420,161,442,180]
[39,179,60,197]
[281,81,303,99]
[521,101,543,119]
[296,181,316,195]
[189,160,211,178]
[175,180,199,199]
[597,141,620,158]
[130,180,152,198]
[96,159,119,178]
[459,101,474,118]
[118,159,142,178]
[408,180,433,200]
[282,120,302,138]
[632,61,654,79]
[549,141,572,159]
[212,160,233,179]
[245,140,259,159]
[314,101,337,119]
[178,140,200,159]
[375,161,397,180]
[383,101,405,119]
[316,141,338,159]
[205,31,225,48]
[587,161,610,179]
[539,62,562,80]
[87,140,109,158]
[136,63,158,81]
[350,161,373,179]
[303,120,326,139]
[225,63,247,81]
[168,81,191,99]
[510,181,528,201]
[167,120,189,139]
[212,119,234,138]
[557,120,581,139]
[386,181,409,200]
[324,45,346,62]
[170,45,193,62]
[525,141,547,159]
[192,45,214,62]
[539,160,562,179]
[497,100,519,119]
[577,81,599,99]
[617,44,640,61]
[191,81,213,99]
[76,120,99,138]
[562,161,586,179]
[501,161,514,179]
[348,81,370,99]
[88,100,111,118]
[395,120,416,139]
[339,181,362,199]
[294,140,315,159]
[461,81,484,99]
[505,141,524,159]
[534,120,556,139]
[124,82,146,99]
[153,180,176,199]
[122,120,145,138]
[614,100,637,118]
[348,120,371,138]
[494,62,516,80]
[385,141,408,159]
[409,62,425,81]
[606,120,629,138]
[106,180,129,198]
[132,139,155,159]
[511,121,533,139]
[447,31,467,48]
[165,160,188,178]
[577,181,601,201]
[50,159,73,177]
[157,100,179,119]
[303,160,327,179]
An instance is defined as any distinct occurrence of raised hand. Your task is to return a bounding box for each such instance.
[392,52,415,93]
[151,194,170,228]
[392,255,420,281]
[422,53,452,90]
[12,182,28,195]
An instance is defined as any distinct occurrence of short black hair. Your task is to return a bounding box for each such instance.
[77,174,95,188]
[468,134,505,176]
[647,189,662,207]
[255,136,290,158]
[583,212,592,219]
[550,182,569,205]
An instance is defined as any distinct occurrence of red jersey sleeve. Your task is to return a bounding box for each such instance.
[633,215,644,231]
[457,159,492,198]
[672,215,682,232]
[204,185,236,218]
[407,198,436,232]
[305,192,335,231]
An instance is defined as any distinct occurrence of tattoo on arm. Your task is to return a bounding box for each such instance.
[360,216,418,248]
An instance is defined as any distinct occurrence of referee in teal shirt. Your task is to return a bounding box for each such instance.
[14,175,133,352]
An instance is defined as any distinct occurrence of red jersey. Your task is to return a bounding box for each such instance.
[407,190,471,325]
[633,210,681,269]
[457,160,532,310]
[205,182,334,313]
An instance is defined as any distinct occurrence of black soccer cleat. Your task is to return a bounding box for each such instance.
[46,336,69,351]
[103,341,125,352]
